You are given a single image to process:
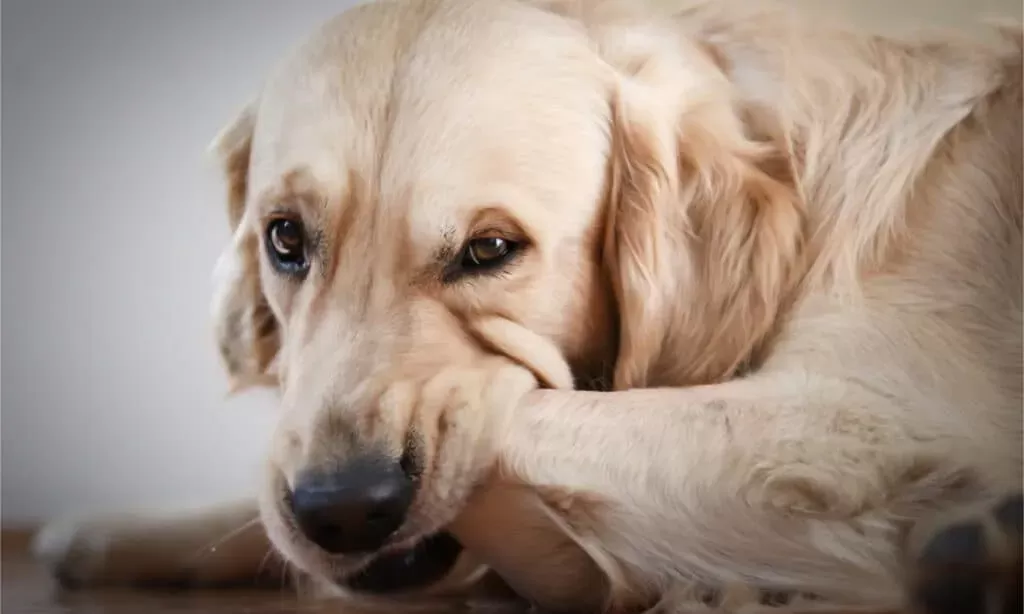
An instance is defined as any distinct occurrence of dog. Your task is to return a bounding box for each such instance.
[33,1,1023,613]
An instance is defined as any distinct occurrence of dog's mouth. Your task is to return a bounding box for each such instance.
[343,531,464,594]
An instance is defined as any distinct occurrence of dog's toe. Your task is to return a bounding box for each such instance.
[907,493,1022,614]
[32,518,114,590]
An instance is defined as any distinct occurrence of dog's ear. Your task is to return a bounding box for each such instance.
[602,35,805,389]
[208,102,280,393]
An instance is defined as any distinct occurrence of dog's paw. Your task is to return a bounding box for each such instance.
[32,517,119,589]
[905,492,1022,614]
[32,501,275,591]
[32,514,274,590]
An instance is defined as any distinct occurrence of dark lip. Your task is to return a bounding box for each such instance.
[343,531,464,594]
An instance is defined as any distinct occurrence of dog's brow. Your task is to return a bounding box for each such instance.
[313,226,330,280]
[412,226,459,287]
[256,176,326,220]
[434,224,458,263]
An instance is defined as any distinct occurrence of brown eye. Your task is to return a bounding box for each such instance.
[266,218,309,275]
[464,237,515,267]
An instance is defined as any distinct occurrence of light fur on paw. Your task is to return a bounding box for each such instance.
[32,517,120,588]
[31,507,278,590]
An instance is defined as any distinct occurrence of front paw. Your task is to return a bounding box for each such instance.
[32,506,275,590]
[33,516,124,589]
[32,515,209,589]
[396,360,538,537]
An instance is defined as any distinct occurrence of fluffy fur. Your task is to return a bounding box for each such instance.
[34,1,1023,613]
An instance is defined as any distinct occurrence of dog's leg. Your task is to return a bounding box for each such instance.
[450,481,613,613]
[32,498,284,589]
[465,375,1019,612]
[905,492,1022,614]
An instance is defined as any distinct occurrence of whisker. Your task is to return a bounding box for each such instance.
[187,516,262,561]
[279,556,292,591]
[257,546,279,579]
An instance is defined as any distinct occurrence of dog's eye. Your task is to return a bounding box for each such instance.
[443,235,524,283]
[266,218,309,275]
[463,237,517,268]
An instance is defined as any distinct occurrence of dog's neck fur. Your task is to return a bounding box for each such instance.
[582,0,1022,389]
[706,10,1020,283]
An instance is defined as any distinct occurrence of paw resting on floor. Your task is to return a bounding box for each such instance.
[32,517,117,589]
[906,492,1022,614]
[31,512,281,590]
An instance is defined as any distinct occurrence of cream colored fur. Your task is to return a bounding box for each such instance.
[34,1,1023,613]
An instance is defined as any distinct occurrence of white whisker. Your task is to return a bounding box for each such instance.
[187,516,262,561]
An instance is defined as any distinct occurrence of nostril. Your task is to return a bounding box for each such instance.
[289,454,416,555]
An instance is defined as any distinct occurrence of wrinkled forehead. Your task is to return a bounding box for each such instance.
[246,0,612,242]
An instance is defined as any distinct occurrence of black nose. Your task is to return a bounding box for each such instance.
[289,454,415,554]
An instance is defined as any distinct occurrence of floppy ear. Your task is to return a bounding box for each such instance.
[603,36,805,390]
[208,102,281,393]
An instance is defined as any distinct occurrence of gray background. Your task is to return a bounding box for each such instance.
[2,0,1021,525]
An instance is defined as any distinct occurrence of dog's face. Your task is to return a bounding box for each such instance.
[214,0,616,592]
[210,0,803,597]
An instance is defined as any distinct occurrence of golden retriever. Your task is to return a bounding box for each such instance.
[33,1,1023,613]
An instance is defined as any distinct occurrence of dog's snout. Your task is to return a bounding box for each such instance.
[289,454,415,554]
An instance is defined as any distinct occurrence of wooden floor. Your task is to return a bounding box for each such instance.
[0,531,520,614]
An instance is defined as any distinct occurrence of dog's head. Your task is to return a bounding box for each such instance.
[210,0,803,599]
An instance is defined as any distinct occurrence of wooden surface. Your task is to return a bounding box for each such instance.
[0,531,521,614]
[0,530,915,614]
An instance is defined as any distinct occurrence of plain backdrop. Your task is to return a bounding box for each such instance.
[2,0,1021,526]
